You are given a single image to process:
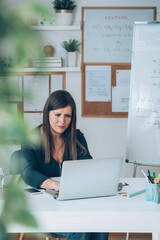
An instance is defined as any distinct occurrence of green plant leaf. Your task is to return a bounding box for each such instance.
[0,109,40,145]
[0,220,9,240]
[61,39,81,52]
[52,0,77,10]
[1,181,38,228]
[0,1,47,237]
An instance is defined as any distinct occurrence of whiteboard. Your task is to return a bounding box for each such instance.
[126,22,160,165]
[83,8,155,63]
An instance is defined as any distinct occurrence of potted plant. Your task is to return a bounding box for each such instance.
[0,1,47,238]
[52,0,77,26]
[61,39,80,67]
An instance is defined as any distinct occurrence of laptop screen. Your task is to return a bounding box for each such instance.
[54,158,123,200]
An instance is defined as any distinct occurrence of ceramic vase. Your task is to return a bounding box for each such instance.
[67,52,77,67]
[55,10,73,26]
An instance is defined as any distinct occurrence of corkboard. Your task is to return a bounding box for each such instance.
[81,7,156,117]
[82,63,131,118]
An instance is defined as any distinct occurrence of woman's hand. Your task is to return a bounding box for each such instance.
[39,178,60,191]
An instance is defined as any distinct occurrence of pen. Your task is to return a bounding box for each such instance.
[148,169,151,178]
[157,174,160,184]
[152,172,156,180]
[150,176,154,184]
[141,170,149,183]
[147,169,154,183]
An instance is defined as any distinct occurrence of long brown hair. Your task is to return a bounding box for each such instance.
[42,90,77,164]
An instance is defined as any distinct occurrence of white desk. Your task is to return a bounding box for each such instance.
[1,178,160,240]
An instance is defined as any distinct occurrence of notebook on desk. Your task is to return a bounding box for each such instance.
[46,157,123,201]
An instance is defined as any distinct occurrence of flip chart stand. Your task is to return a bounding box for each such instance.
[125,159,160,240]
[125,159,160,177]
[125,159,141,177]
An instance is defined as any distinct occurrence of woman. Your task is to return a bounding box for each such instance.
[21,90,92,189]
[21,90,109,240]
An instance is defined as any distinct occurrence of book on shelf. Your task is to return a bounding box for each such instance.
[35,57,62,62]
[35,62,62,68]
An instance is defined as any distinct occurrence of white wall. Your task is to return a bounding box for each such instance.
[7,0,160,177]
[34,0,160,177]
[68,0,160,177]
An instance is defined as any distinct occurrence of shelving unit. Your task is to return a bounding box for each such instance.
[31,25,81,31]
[29,25,81,70]
[3,25,82,73]
[11,67,81,73]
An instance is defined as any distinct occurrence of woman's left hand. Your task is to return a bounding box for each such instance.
[39,178,60,191]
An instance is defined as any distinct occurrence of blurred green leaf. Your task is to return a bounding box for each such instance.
[0,109,40,145]
[0,220,9,240]
[2,181,37,228]
[0,0,50,238]
[0,2,45,69]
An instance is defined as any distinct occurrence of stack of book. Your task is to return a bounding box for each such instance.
[35,57,62,68]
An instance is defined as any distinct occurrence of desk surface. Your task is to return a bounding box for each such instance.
[1,178,160,233]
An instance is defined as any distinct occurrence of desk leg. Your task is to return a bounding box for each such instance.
[126,232,129,240]
[152,233,160,240]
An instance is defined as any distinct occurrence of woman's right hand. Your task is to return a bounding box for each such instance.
[39,178,60,191]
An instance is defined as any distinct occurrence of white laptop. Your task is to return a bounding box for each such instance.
[46,157,123,201]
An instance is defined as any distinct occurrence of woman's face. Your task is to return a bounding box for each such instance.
[49,105,72,135]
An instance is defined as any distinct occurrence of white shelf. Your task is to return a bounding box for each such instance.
[31,25,81,31]
[9,67,81,73]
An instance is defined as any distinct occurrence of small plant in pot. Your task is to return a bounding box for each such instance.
[52,0,77,11]
[61,39,80,52]
[61,39,80,67]
[52,0,77,26]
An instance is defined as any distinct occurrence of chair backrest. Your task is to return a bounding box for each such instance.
[10,150,22,175]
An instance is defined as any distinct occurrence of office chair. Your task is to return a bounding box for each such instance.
[10,150,66,240]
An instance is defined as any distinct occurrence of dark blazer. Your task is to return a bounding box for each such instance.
[21,128,92,189]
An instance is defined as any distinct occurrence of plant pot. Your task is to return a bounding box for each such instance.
[67,51,77,67]
[55,10,73,26]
